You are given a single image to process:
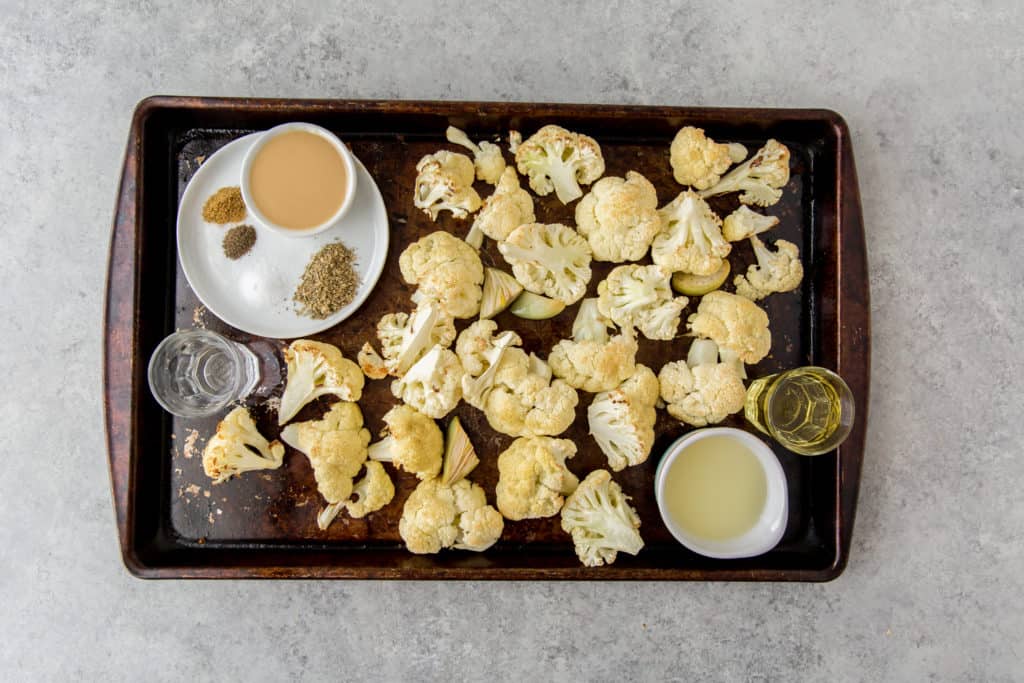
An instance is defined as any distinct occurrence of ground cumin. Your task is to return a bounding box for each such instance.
[293,242,359,319]
[222,224,256,260]
[202,186,246,223]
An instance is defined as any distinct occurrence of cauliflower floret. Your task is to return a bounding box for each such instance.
[722,205,780,242]
[734,236,804,301]
[399,231,484,319]
[575,171,661,262]
[279,402,371,528]
[670,126,748,190]
[481,348,579,437]
[498,223,593,304]
[455,320,523,408]
[652,190,731,276]
[470,167,535,243]
[367,404,443,480]
[376,303,456,377]
[495,436,579,520]
[202,406,285,484]
[687,290,771,364]
[390,345,464,419]
[515,124,605,204]
[278,340,365,425]
[549,298,638,393]
[399,477,503,554]
[561,470,643,567]
[412,150,482,219]
[596,265,689,341]
[356,342,389,380]
[699,139,791,207]
[658,339,746,427]
[343,461,395,520]
[587,365,659,471]
[446,126,507,185]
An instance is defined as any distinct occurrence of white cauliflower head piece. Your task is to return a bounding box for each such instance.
[687,290,771,364]
[670,126,747,190]
[446,126,507,185]
[376,302,456,377]
[202,406,285,484]
[699,139,791,207]
[722,205,780,242]
[596,265,689,341]
[399,231,484,319]
[390,345,464,419]
[481,348,579,437]
[652,190,731,276]
[498,222,593,304]
[399,478,504,554]
[658,359,745,428]
[279,401,371,506]
[367,404,443,480]
[561,470,643,567]
[575,171,662,262]
[514,124,605,204]
[734,236,804,301]
[455,320,523,409]
[278,340,365,425]
[413,150,482,219]
[471,167,536,243]
[548,299,639,393]
[495,436,579,520]
[588,365,659,471]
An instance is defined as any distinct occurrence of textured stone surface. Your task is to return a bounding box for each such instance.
[1,1,1022,679]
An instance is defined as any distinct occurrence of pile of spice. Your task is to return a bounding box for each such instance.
[202,186,246,224]
[293,241,360,319]
[222,225,257,260]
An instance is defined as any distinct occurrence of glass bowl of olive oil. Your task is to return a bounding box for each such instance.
[655,428,788,559]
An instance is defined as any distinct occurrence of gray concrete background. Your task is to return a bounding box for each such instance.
[1,0,1021,680]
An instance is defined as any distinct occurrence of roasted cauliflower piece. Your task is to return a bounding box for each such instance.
[468,167,536,246]
[343,461,396,520]
[561,469,643,567]
[498,222,593,305]
[376,302,456,377]
[575,171,661,262]
[412,150,482,219]
[482,348,579,437]
[367,404,443,480]
[390,345,465,419]
[596,264,689,341]
[495,436,579,520]
[588,365,659,471]
[652,190,731,277]
[399,477,504,554]
[514,124,605,204]
[446,125,507,185]
[722,205,780,242]
[548,298,638,393]
[699,139,791,207]
[687,290,771,365]
[278,340,365,425]
[658,338,747,427]
[202,406,285,484]
[399,231,484,319]
[733,236,804,301]
[669,126,747,190]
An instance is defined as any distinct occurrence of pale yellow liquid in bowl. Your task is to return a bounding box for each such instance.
[663,435,768,541]
[249,131,348,230]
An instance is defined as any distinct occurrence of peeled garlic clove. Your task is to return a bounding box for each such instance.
[480,268,524,319]
[509,291,566,320]
[671,261,731,296]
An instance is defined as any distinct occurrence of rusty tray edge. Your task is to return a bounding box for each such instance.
[104,96,869,581]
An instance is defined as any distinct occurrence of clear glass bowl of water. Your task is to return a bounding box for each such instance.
[147,329,279,418]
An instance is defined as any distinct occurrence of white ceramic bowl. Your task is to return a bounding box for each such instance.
[240,122,357,238]
[654,427,788,559]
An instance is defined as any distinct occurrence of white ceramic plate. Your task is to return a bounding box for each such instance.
[177,133,389,339]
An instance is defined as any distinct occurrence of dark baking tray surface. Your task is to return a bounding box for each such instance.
[105,97,869,580]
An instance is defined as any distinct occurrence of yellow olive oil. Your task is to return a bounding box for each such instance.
[744,366,854,456]
[663,436,767,541]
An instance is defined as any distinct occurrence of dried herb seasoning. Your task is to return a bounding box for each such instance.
[293,241,360,319]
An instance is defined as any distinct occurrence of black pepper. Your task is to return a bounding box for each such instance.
[222,224,257,260]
